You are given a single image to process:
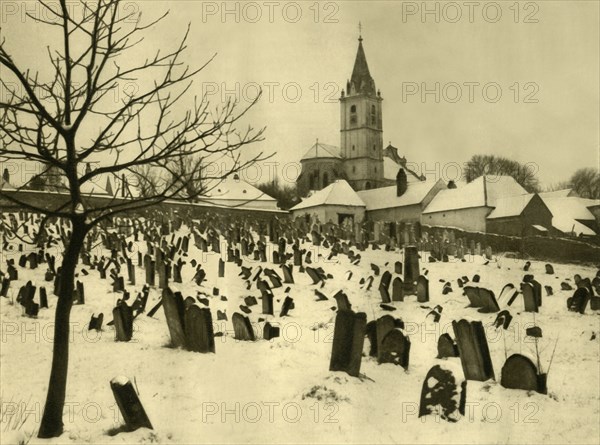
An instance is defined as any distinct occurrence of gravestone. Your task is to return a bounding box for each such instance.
[376,315,396,362]
[452,319,495,381]
[263,322,280,341]
[501,353,547,394]
[419,365,466,423]
[378,329,410,369]
[403,246,419,293]
[392,277,404,302]
[416,275,429,303]
[379,271,392,303]
[110,376,153,431]
[262,291,274,315]
[333,290,352,312]
[113,301,133,342]
[89,313,104,331]
[280,296,294,317]
[232,312,255,341]
[184,304,215,353]
[567,288,590,314]
[521,282,538,313]
[329,310,367,377]
[437,333,459,358]
[477,288,500,313]
[162,288,186,348]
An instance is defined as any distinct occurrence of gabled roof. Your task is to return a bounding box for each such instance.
[423,176,528,214]
[486,194,538,219]
[383,156,423,182]
[290,180,364,211]
[204,177,276,203]
[541,196,597,236]
[357,178,445,211]
[300,142,342,161]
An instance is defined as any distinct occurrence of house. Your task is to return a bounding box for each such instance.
[200,176,279,212]
[486,193,553,236]
[357,168,445,222]
[540,195,599,236]
[290,180,366,224]
[421,176,529,232]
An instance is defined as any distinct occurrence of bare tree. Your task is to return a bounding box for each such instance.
[0,0,267,437]
[569,168,600,199]
[464,154,540,193]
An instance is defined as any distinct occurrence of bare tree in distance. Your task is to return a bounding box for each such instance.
[0,0,268,437]
[568,168,600,199]
[464,154,540,193]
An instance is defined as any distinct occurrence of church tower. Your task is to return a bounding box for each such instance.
[340,30,384,191]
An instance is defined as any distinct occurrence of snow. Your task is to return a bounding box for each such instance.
[487,194,535,219]
[423,176,527,214]
[357,179,445,211]
[291,180,365,211]
[1,223,599,444]
[542,197,598,236]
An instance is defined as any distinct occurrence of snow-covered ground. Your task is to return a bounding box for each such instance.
[1,225,599,444]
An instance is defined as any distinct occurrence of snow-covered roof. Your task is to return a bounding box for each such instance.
[423,176,527,214]
[291,180,365,211]
[542,196,597,236]
[204,177,277,203]
[486,194,537,219]
[357,178,444,211]
[539,188,578,198]
[300,142,342,161]
[0,177,16,191]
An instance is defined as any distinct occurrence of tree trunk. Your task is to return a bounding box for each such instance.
[38,218,87,438]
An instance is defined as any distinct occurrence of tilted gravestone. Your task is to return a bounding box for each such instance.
[419,364,466,423]
[232,312,255,341]
[437,333,459,358]
[501,353,547,394]
[280,296,294,317]
[110,376,153,431]
[477,288,500,313]
[378,329,411,369]
[379,271,392,303]
[89,313,104,331]
[333,290,352,311]
[184,304,215,353]
[452,319,495,381]
[376,315,396,362]
[329,309,367,377]
[162,288,186,348]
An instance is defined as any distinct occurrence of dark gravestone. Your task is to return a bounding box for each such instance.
[392,277,404,302]
[419,365,466,423]
[184,304,215,353]
[376,315,396,363]
[218,259,225,278]
[89,313,104,331]
[39,287,48,309]
[333,290,352,311]
[263,322,280,341]
[403,246,419,293]
[281,265,294,284]
[110,376,153,431]
[329,310,367,378]
[262,291,274,315]
[477,288,500,313]
[113,301,133,342]
[437,333,459,358]
[378,329,410,369]
[501,353,547,394]
[416,275,429,303]
[162,288,186,348]
[545,264,554,274]
[567,288,590,314]
[379,271,392,303]
[394,261,402,275]
[232,312,255,341]
[493,310,513,330]
[521,282,538,313]
[452,319,495,381]
[280,296,294,317]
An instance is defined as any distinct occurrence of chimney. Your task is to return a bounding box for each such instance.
[396,168,407,197]
[447,180,457,189]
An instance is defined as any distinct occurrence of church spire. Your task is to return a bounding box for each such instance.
[348,25,376,96]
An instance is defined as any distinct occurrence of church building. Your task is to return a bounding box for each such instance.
[297,32,423,194]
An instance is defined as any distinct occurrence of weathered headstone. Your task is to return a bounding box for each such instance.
[452,319,495,381]
[419,364,466,423]
[329,310,366,377]
[184,304,215,353]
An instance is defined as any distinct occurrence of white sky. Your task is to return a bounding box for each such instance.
[1,0,598,188]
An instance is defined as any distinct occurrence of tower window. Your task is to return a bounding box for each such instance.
[374,167,377,173]
[373,144,376,151]
[352,166,356,173]
[352,145,355,151]
[323,173,329,187]
[371,105,376,125]
[350,105,357,125]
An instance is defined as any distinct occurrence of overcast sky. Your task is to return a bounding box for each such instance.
[1,0,598,188]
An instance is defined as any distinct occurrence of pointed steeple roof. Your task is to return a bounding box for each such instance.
[348,33,376,96]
